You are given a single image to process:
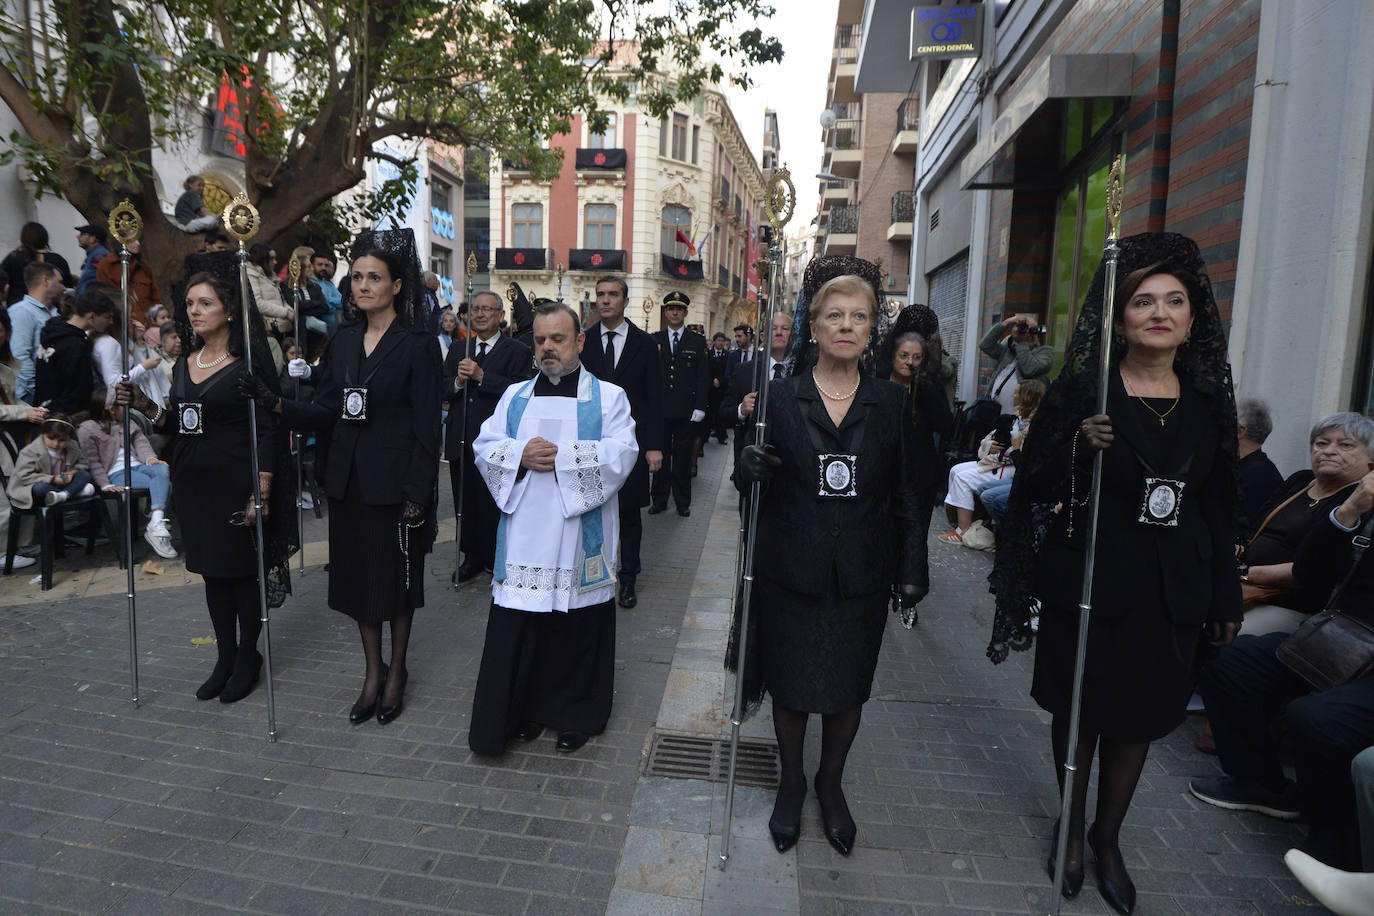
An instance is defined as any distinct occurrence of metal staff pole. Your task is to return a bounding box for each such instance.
[222,195,278,741]
[1049,154,1123,916]
[287,256,305,576]
[721,166,795,864]
[451,251,477,587]
[109,200,143,707]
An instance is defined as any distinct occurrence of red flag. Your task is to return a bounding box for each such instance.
[675,228,697,257]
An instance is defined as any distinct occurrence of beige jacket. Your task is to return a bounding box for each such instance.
[6,437,88,510]
[246,263,291,321]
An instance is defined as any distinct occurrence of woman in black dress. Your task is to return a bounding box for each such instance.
[735,257,929,856]
[249,229,440,726]
[989,233,1242,914]
[116,251,294,703]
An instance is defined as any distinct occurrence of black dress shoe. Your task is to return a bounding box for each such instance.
[647,504,667,515]
[1088,825,1136,915]
[768,780,806,853]
[376,669,408,725]
[514,721,543,742]
[555,731,589,752]
[196,655,235,701]
[677,507,690,517]
[618,580,637,608]
[349,663,388,724]
[219,650,263,704]
[1045,819,1084,899]
[814,776,857,856]
[455,559,485,583]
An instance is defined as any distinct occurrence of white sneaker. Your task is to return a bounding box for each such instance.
[43,490,67,507]
[300,492,314,510]
[144,521,177,559]
[2,554,36,572]
[79,483,95,497]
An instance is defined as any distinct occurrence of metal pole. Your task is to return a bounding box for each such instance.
[721,167,795,864]
[1049,154,1123,914]
[288,260,306,577]
[108,201,142,708]
[223,196,277,741]
[451,252,476,587]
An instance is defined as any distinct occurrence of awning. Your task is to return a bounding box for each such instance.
[960,53,1133,189]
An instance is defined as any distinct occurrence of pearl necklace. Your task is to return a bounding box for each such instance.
[812,369,860,401]
[195,348,230,369]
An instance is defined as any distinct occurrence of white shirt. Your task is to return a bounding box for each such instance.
[602,324,625,368]
[736,355,787,421]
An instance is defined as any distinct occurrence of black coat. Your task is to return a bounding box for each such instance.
[440,333,533,455]
[720,350,770,488]
[650,327,709,419]
[583,318,664,508]
[750,373,929,597]
[291,321,441,506]
[34,318,94,414]
[1029,373,1242,626]
[906,378,955,493]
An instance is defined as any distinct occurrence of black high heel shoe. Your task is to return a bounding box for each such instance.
[196,654,235,701]
[376,668,407,725]
[813,775,857,856]
[767,779,806,853]
[349,663,388,725]
[1088,824,1136,915]
[1045,818,1084,899]
[219,649,263,704]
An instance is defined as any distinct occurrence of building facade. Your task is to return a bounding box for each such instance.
[858,0,1374,472]
[487,54,770,336]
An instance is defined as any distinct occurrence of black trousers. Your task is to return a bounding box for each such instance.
[650,417,696,510]
[618,500,642,580]
[1200,631,1374,866]
[451,448,499,568]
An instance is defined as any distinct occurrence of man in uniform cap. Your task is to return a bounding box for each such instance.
[648,291,708,517]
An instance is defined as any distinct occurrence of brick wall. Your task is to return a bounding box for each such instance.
[858,92,915,292]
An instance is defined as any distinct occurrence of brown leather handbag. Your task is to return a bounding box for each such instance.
[1275,516,1374,691]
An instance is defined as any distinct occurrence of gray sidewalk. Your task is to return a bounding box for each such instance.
[0,442,1322,914]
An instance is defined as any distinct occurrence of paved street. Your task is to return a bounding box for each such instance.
[0,442,1320,914]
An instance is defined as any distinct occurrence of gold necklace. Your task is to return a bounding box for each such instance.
[1121,373,1179,426]
[195,348,230,369]
[812,369,860,401]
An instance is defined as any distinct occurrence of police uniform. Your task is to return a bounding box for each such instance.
[649,291,709,516]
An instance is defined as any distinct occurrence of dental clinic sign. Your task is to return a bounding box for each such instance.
[910,2,983,60]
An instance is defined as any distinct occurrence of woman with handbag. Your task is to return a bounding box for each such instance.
[1194,462,1374,873]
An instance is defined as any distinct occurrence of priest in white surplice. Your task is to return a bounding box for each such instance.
[468,302,639,755]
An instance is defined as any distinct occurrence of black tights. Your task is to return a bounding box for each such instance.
[1051,715,1149,886]
[771,703,863,828]
[205,576,262,666]
[357,615,414,708]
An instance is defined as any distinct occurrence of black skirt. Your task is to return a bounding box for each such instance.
[327,468,424,623]
[756,577,888,714]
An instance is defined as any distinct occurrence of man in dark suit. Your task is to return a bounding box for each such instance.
[581,275,663,608]
[720,311,793,498]
[707,332,731,444]
[648,291,709,517]
[443,289,533,582]
[724,323,754,382]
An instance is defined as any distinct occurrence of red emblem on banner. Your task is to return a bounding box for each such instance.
[513,252,526,265]
[677,264,688,276]
[590,253,603,266]
[594,152,607,166]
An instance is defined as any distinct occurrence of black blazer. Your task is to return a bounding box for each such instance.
[651,327,710,419]
[725,346,753,381]
[1029,372,1241,626]
[440,333,533,455]
[297,321,441,506]
[584,318,664,508]
[749,374,929,597]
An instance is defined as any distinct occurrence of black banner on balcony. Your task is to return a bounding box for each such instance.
[494,248,547,270]
[661,253,704,281]
[575,148,628,170]
[569,248,626,272]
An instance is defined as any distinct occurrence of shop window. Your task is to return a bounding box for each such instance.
[1046,147,1117,369]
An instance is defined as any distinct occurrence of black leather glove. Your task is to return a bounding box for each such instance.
[113,380,153,415]
[402,500,426,526]
[738,444,781,482]
[236,374,280,412]
[898,583,927,608]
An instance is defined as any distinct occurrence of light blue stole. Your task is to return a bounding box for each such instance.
[492,369,613,592]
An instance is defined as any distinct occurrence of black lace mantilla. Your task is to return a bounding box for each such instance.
[986,232,1239,663]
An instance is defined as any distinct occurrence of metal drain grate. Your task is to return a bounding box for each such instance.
[644,731,780,789]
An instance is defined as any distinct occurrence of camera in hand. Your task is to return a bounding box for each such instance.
[1016,321,1047,336]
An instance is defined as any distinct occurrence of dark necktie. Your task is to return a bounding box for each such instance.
[772,363,784,380]
[606,329,617,367]
[671,331,679,355]
[478,341,488,360]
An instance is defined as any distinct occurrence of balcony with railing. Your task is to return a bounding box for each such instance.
[825,205,858,256]
[825,117,863,178]
[893,97,920,155]
[888,191,915,242]
[820,178,852,210]
[832,23,858,98]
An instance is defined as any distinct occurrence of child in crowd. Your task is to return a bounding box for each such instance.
[6,415,93,509]
[76,396,176,559]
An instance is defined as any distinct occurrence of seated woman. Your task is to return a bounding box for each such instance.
[76,394,176,559]
[939,378,1044,544]
[1240,412,1374,635]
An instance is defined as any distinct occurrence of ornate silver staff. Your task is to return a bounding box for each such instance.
[222,194,279,741]
[721,166,795,863]
[451,251,477,587]
[1049,154,1124,915]
[108,200,142,708]
[287,255,306,577]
